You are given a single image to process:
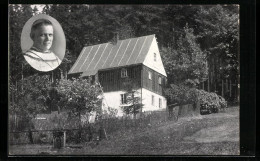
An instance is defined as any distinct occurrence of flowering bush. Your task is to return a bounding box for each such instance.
[165,84,227,112]
[195,89,227,111]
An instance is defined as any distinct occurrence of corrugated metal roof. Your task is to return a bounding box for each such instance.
[68,35,155,76]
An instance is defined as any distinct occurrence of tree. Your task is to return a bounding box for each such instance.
[195,5,239,97]
[161,24,208,87]
[56,77,103,116]
[56,78,103,142]
[121,78,143,119]
[10,74,52,118]
[9,5,35,84]
[165,84,197,106]
[9,74,52,143]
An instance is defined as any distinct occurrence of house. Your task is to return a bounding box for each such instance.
[68,34,167,116]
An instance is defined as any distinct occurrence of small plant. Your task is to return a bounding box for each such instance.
[102,107,118,118]
[121,78,144,119]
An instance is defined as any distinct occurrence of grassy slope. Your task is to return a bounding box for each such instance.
[9,107,239,155]
[94,107,239,155]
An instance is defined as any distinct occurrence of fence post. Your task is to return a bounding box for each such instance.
[63,131,66,147]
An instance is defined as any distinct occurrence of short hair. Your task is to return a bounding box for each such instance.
[30,19,53,40]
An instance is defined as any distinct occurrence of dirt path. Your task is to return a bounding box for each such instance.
[183,107,239,143]
[183,121,239,143]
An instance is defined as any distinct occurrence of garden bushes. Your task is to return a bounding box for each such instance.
[165,84,227,115]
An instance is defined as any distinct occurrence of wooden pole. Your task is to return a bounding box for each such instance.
[63,131,66,147]
[103,128,108,140]
[230,80,232,98]
[222,79,224,97]
[226,79,228,92]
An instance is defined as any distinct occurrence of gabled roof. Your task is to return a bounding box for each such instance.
[68,35,155,76]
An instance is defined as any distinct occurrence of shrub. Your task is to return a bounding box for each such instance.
[196,89,227,111]
[165,84,227,112]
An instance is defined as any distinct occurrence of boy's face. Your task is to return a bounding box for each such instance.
[32,25,53,52]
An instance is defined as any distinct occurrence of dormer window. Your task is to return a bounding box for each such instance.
[154,53,156,61]
[121,68,128,78]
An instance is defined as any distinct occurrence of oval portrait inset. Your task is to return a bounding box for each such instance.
[21,14,66,72]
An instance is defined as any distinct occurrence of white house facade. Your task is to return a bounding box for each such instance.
[68,35,167,117]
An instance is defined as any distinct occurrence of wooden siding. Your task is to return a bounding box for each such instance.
[142,65,166,96]
[98,65,142,92]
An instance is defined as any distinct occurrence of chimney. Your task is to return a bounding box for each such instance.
[111,32,119,45]
[116,32,119,42]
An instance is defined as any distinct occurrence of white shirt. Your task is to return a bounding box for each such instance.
[24,48,61,72]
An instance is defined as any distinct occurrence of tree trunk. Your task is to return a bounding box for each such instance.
[221,79,224,97]
[226,79,228,92]
[214,81,217,93]
[207,76,210,92]
[230,79,232,98]
[65,69,67,80]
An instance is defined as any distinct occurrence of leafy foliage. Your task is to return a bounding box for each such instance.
[9,74,52,118]
[195,5,239,79]
[196,90,227,109]
[161,24,208,85]
[165,84,227,110]
[165,84,195,105]
[121,78,144,119]
[56,78,103,117]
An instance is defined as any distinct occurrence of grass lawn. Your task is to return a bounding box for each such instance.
[9,106,239,155]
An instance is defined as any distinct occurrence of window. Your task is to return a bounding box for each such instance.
[158,76,162,85]
[151,95,154,106]
[159,98,162,108]
[148,71,152,80]
[121,68,128,78]
[121,94,127,104]
[154,53,157,61]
